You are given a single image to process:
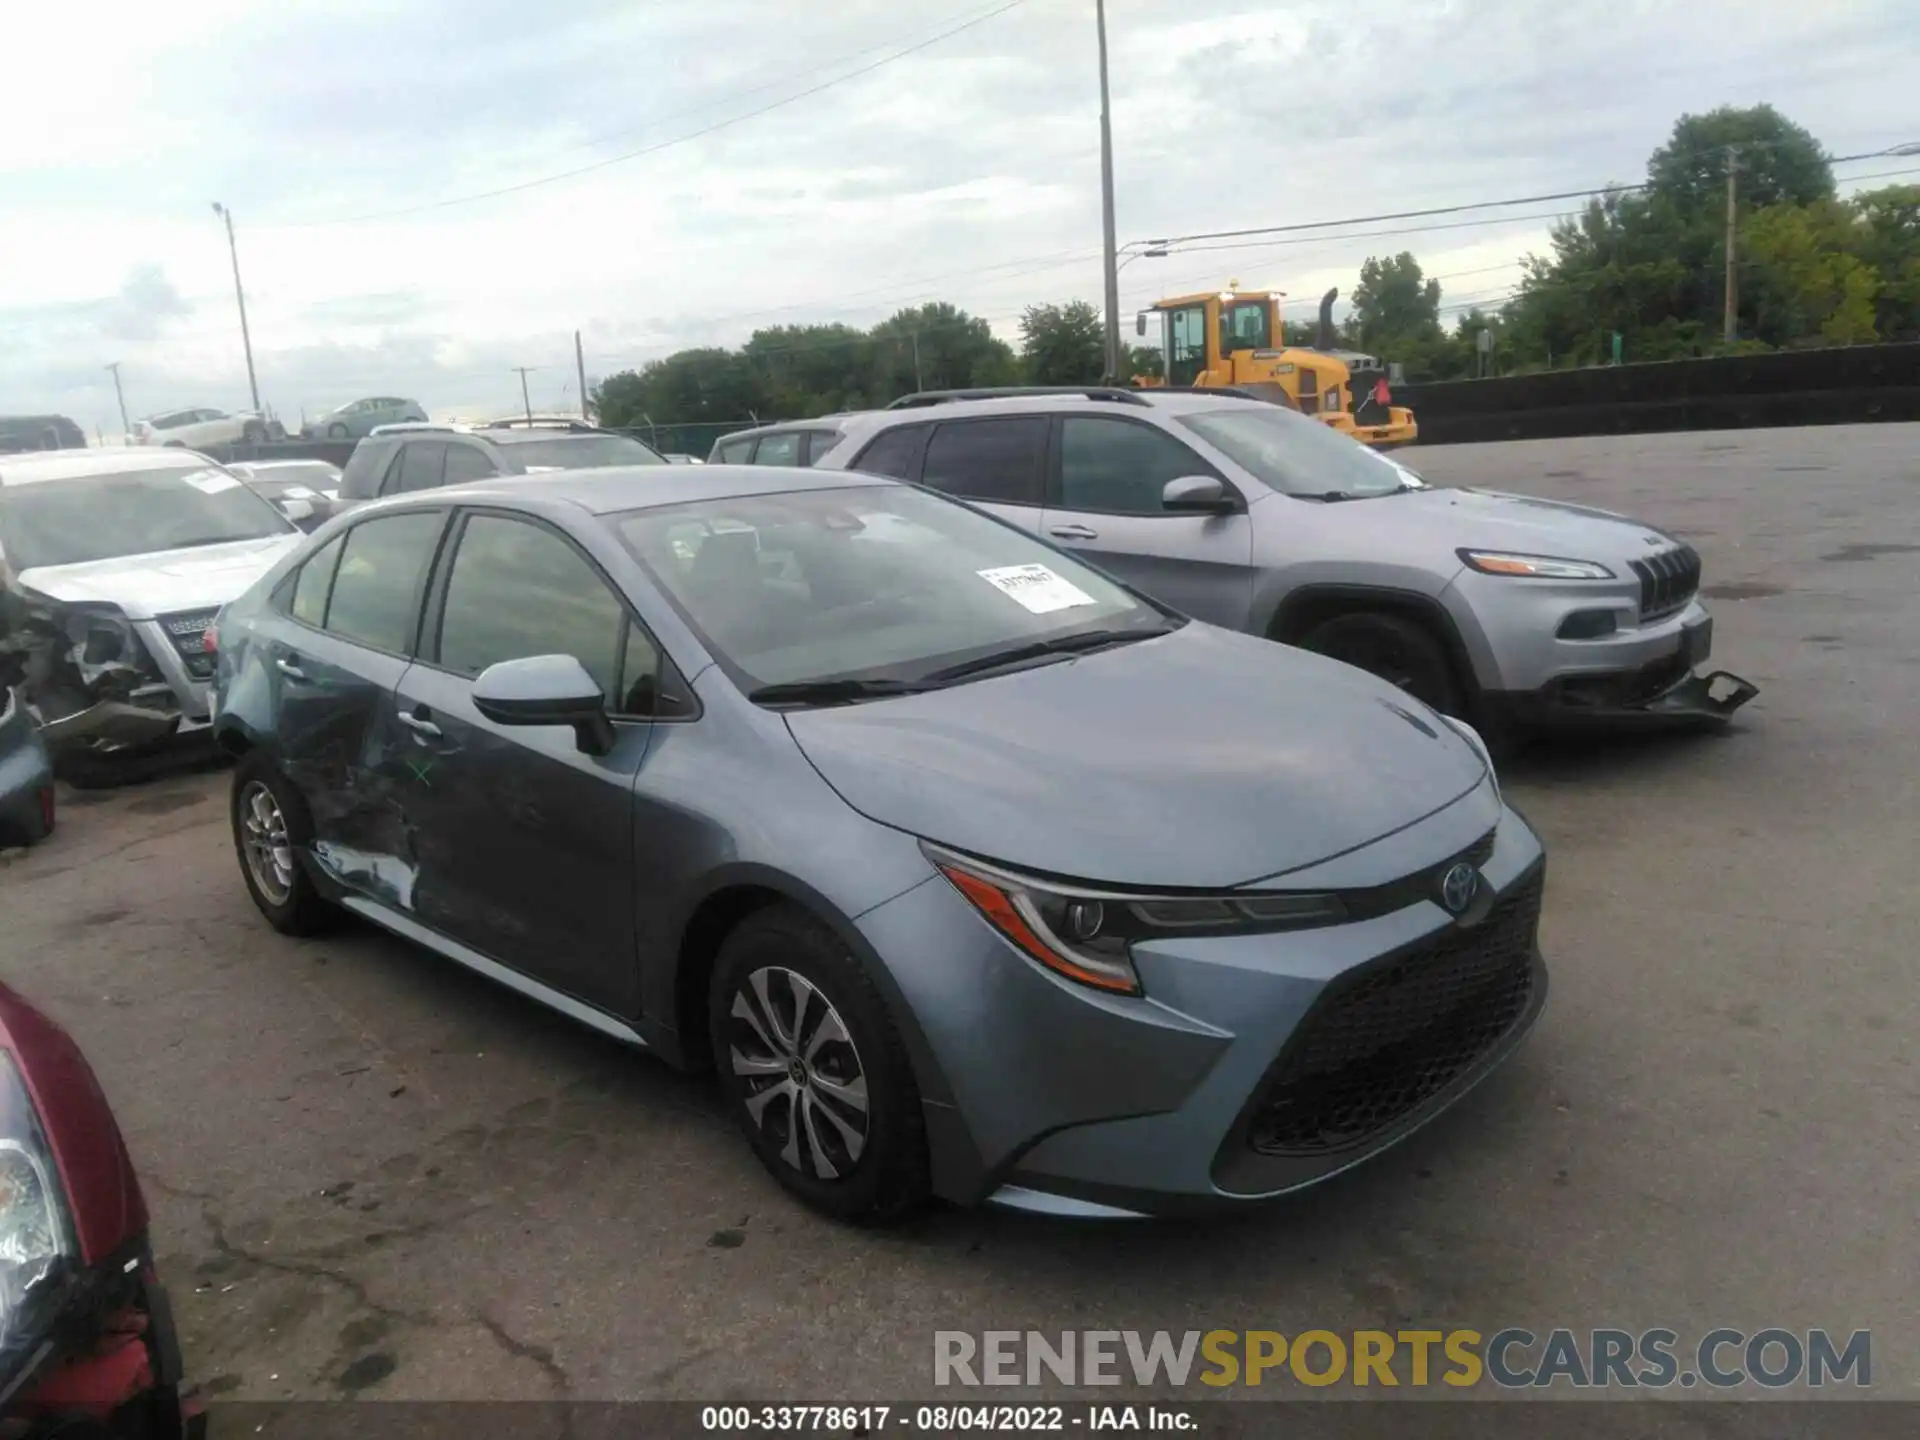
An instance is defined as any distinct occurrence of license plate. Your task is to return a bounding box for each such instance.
[1681,616,1712,670]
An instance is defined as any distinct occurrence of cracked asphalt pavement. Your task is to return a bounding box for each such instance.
[0,424,1915,1402]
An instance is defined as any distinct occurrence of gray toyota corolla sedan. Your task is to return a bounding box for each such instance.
[209,464,1548,1222]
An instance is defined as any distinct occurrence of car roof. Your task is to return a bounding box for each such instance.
[828,390,1254,441]
[715,417,855,444]
[234,459,338,472]
[0,446,214,487]
[415,463,891,516]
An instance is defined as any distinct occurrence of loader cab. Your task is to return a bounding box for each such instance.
[1220,297,1274,355]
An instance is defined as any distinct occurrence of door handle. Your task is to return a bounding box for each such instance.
[1049,524,1099,540]
[276,658,308,681]
[397,709,442,740]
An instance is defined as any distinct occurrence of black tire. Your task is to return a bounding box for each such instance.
[708,905,929,1224]
[1299,611,1464,716]
[241,421,265,443]
[230,753,338,936]
[327,422,350,439]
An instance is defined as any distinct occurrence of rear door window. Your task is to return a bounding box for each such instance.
[442,444,498,484]
[289,536,344,627]
[714,436,756,464]
[920,418,1047,506]
[753,432,801,466]
[390,442,448,494]
[847,424,928,480]
[802,431,843,466]
[323,512,445,654]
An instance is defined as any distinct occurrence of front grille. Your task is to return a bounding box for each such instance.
[1628,544,1701,621]
[1245,870,1543,1157]
[157,609,219,681]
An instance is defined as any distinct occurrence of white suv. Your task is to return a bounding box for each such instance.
[132,407,273,448]
[0,448,302,760]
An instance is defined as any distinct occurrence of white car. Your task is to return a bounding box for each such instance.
[131,407,274,449]
[0,447,303,759]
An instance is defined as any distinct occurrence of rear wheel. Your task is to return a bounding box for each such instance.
[708,906,928,1224]
[1298,611,1463,716]
[230,753,338,935]
[327,422,349,439]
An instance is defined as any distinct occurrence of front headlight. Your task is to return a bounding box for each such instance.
[1439,712,1499,804]
[1459,549,1614,580]
[925,845,1347,997]
[0,1051,76,1367]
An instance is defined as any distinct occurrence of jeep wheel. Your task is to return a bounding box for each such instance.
[709,906,928,1224]
[1299,612,1463,716]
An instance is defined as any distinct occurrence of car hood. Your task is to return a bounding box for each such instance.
[17,534,302,619]
[1383,486,1675,563]
[783,623,1489,889]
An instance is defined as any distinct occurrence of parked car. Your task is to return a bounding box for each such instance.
[0,447,302,763]
[708,420,849,467]
[813,387,1758,734]
[226,460,344,530]
[301,397,429,440]
[335,421,665,505]
[0,684,55,847]
[0,416,86,455]
[131,408,279,449]
[0,981,206,1437]
[664,453,705,466]
[211,461,1545,1222]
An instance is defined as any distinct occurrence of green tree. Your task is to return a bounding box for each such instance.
[1647,104,1834,216]
[1125,343,1163,380]
[870,302,1017,398]
[1019,300,1106,384]
[1350,253,1443,356]
[1852,184,1920,338]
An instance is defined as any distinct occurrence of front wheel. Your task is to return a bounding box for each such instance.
[326,423,350,439]
[709,906,928,1224]
[231,753,338,936]
[1298,611,1463,717]
[241,421,265,443]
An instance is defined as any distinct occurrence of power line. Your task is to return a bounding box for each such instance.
[297,0,1030,227]
[1138,146,1920,250]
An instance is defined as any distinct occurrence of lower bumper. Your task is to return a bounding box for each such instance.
[1488,665,1759,729]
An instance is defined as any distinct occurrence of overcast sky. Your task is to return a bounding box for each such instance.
[3,0,1915,433]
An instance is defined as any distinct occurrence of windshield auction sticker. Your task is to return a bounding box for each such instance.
[181,469,242,494]
[977,564,1097,615]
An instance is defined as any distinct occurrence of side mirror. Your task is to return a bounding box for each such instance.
[1135,313,1147,337]
[1162,475,1234,514]
[472,654,616,756]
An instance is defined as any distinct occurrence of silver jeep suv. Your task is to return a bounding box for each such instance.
[812,387,1757,733]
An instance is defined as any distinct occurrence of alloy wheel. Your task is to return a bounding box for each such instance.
[239,781,295,905]
[727,966,870,1180]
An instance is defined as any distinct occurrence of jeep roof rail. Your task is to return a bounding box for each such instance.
[1159,385,1267,401]
[478,416,605,432]
[884,386,1150,410]
[368,421,464,436]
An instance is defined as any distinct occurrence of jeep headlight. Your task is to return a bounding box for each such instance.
[1459,549,1614,580]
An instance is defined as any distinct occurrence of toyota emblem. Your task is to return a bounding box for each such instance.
[1440,862,1479,915]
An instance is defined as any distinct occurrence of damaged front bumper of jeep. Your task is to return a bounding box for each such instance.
[0,588,200,758]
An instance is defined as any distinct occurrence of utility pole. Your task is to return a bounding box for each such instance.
[104,362,129,437]
[1722,146,1740,346]
[911,331,924,391]
[574,332,590,420]
[512,366,539,421]
[210,203,261,413]
[1095,0,1122,383]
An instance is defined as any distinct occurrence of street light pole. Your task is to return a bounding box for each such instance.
[1095,0,1122,382]
[210,204,261,414]
[1721,148,1740,347]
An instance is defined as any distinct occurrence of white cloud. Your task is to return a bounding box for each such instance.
[2,0,1915,430]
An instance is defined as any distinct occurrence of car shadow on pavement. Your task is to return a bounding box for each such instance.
[1497,721,1750,786]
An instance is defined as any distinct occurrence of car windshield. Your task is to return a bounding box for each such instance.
[0,465,294,570]
[1178,404,1421,500]
[614,483,1171,695]
[503,435,665,470]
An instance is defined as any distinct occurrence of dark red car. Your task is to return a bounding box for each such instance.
[0,984,203,1438]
